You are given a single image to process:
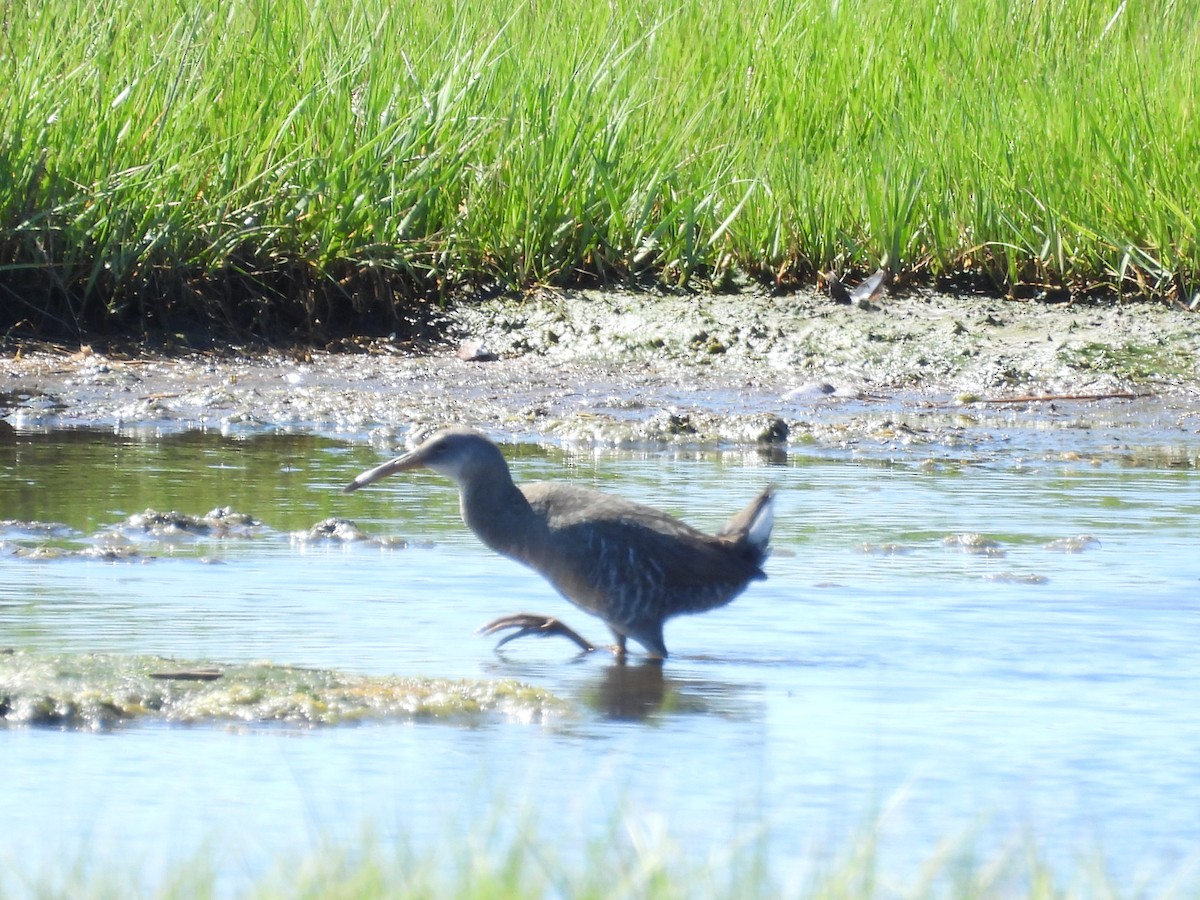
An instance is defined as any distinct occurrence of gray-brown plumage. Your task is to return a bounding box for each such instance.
[343,427,775,659]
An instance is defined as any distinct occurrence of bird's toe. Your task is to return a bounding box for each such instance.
[477,613,596,653]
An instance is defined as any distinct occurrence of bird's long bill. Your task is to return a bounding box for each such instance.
[342,450,424,493]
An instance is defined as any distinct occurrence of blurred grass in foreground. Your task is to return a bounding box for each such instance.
[15,812,1194,900]
[2,0,1197,337]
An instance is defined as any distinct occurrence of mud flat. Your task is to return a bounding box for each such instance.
[0,651,565,729]
[3,288,1199,460]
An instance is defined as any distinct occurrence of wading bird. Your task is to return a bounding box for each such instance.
[343,427,775,660]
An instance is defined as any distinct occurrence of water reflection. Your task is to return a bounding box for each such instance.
[585,661,669,720]
[578,661,760,722]
[479,650,760,723]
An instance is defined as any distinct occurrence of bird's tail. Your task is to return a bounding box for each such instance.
[718,487,776,567]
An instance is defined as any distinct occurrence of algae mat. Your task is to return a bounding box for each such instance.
[0,651,566,729]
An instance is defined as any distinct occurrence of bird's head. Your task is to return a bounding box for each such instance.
[343,427,506,492]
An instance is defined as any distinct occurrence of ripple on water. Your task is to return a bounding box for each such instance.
[0,427,1197,892]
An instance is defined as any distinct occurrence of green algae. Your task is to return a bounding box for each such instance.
[1057,340,1194,382]
[0,651,567,729]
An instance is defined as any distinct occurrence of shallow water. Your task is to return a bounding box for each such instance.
[1,426,1198,893]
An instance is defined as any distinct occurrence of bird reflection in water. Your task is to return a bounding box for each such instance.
[582,661,758,721]
[586,661,668,720]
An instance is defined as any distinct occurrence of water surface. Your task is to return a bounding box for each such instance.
[1,427,1198,893]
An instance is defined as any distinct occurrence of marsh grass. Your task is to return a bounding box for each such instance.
[2,0,1198,337]
[13,813,1177,900]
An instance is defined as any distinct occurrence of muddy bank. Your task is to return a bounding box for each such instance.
[0,506,410,562]
[0,651,565,729]
[3,288,1198,458]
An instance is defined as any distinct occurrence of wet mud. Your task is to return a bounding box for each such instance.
[0,507,409,560]
[2,288,1197,461]
[1,507,264,560]
[0,651,566,730]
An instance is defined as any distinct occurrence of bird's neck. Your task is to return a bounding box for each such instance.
[457,476,537,559]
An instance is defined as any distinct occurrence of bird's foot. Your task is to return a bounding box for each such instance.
[477,613,597,653]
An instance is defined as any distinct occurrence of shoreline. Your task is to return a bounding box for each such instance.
[4,288,1198,460]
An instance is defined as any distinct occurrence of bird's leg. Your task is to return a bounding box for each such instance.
[613,632,628,664]
[477,613,596,653]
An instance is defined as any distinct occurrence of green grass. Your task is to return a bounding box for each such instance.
[11,815,1181,900]
[2,0,1198,337]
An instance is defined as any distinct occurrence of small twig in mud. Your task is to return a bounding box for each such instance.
[148,669,224,681]
[978,392,1149,404]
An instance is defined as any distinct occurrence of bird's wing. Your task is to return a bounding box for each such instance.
[524,484,762,590]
